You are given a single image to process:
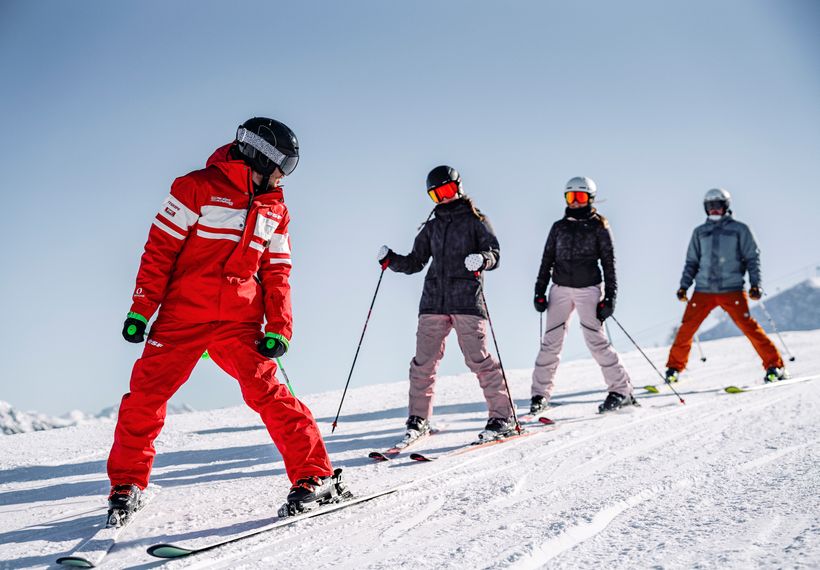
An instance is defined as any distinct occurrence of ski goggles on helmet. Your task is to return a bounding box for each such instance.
[564,191,590,205]
[236,127,299,176]
[427,181,460,204]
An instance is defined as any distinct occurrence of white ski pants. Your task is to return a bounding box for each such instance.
[531,284,633,400]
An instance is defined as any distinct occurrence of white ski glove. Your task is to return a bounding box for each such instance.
[464,253,486,272]
[377,245,391,264]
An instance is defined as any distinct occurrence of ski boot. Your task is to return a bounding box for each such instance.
[405,415,431,439]
[664,368,680,383]
[598,392,639,414]
[476,416,516,443]
[764,367,789,383]
[278,468,351,517]
[529,395,548,415]
[107,484,143,528]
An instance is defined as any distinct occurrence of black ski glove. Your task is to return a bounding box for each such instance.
[748,286,762,301]
[122,312,147,343]
[676,288,688,302]
[259,333,289,359]
[534,294,548,313]
[596,298,615,322]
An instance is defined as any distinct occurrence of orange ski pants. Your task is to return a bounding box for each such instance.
[666,291,783,371]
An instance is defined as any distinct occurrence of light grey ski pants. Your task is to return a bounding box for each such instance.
[409,314,514,420]
[531,284,633,400]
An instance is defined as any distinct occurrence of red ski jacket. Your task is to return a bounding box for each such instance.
[129,143,294,341]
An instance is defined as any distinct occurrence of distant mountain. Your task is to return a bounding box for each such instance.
[699,278,820,341]
[0,401,194,436]
[0,401,75,435]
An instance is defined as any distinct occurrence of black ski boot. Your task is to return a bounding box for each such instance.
[405,415,431,439]
[598,392,639,414]
[529,395,548,415]
[107,484,143,528]
[476,417,516,442]
[764,367,789,383]
[278,468,351,517]
[664,368,680,383]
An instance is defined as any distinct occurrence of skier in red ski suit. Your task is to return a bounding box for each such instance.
[106,118,340,521]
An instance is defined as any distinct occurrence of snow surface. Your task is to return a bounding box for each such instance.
[1,330,819,569]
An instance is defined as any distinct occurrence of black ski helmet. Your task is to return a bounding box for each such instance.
[426,165,462,193]
[235,117,299,176]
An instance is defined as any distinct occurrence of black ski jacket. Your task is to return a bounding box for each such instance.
[535,207,617,301]
[389,198,500,318]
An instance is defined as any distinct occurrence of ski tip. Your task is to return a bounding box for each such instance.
[56,557,95,568]
[147,543,195,559]
[409,453,433,462]
[538,417,556,425]
[642,385,660,394]
[724,386,745,394]
[368,451,391,461]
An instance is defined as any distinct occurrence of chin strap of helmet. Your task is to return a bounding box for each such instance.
[255,174,271,195]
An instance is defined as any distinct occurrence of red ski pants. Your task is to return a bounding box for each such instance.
[107,318,333,489]
[666,291,783,371]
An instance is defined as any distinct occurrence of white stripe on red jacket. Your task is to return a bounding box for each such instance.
[130,143,294,341]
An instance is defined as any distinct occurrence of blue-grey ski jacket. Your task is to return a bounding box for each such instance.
[679,214,761,293]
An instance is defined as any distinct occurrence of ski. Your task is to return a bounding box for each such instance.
[147,486,399,560]
[724,373,820,394]
[410,421,557,462]
[368,428,439,462]
[518,408,553,424]
[56,489,157,568]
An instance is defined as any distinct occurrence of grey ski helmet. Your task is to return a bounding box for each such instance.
[565,176,597,202]
[703,188,731,214]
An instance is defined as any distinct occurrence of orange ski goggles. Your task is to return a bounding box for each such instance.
[564,191,590,205]
[428,181,460,204]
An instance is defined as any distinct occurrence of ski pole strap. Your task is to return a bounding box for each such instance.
[275,357,296,396]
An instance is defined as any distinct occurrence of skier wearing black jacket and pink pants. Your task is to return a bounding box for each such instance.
[378,166,515,444]
[530,177,636,414]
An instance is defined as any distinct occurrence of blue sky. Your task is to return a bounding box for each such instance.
[1,1,818,415]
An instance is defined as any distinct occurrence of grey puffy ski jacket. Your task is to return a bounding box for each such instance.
[388,198,499,318]
[680,214,761,293]
[535,208,617,301]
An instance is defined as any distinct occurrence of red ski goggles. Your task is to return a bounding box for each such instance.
[564,191,590,205]
[427,181,460,204]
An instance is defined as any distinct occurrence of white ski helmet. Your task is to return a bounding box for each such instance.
[565,176,597,201]
[703,188,731,214]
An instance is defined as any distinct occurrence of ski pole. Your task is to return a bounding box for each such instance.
[539,312,544,343]
[276,357,296,396]
[331,262,389,432]
[610,315,685,404]
[694,333,706,362]
[476,272,522,433]
[758,297,796,362]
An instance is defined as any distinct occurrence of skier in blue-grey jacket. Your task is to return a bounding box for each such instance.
[665,188,786,383]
